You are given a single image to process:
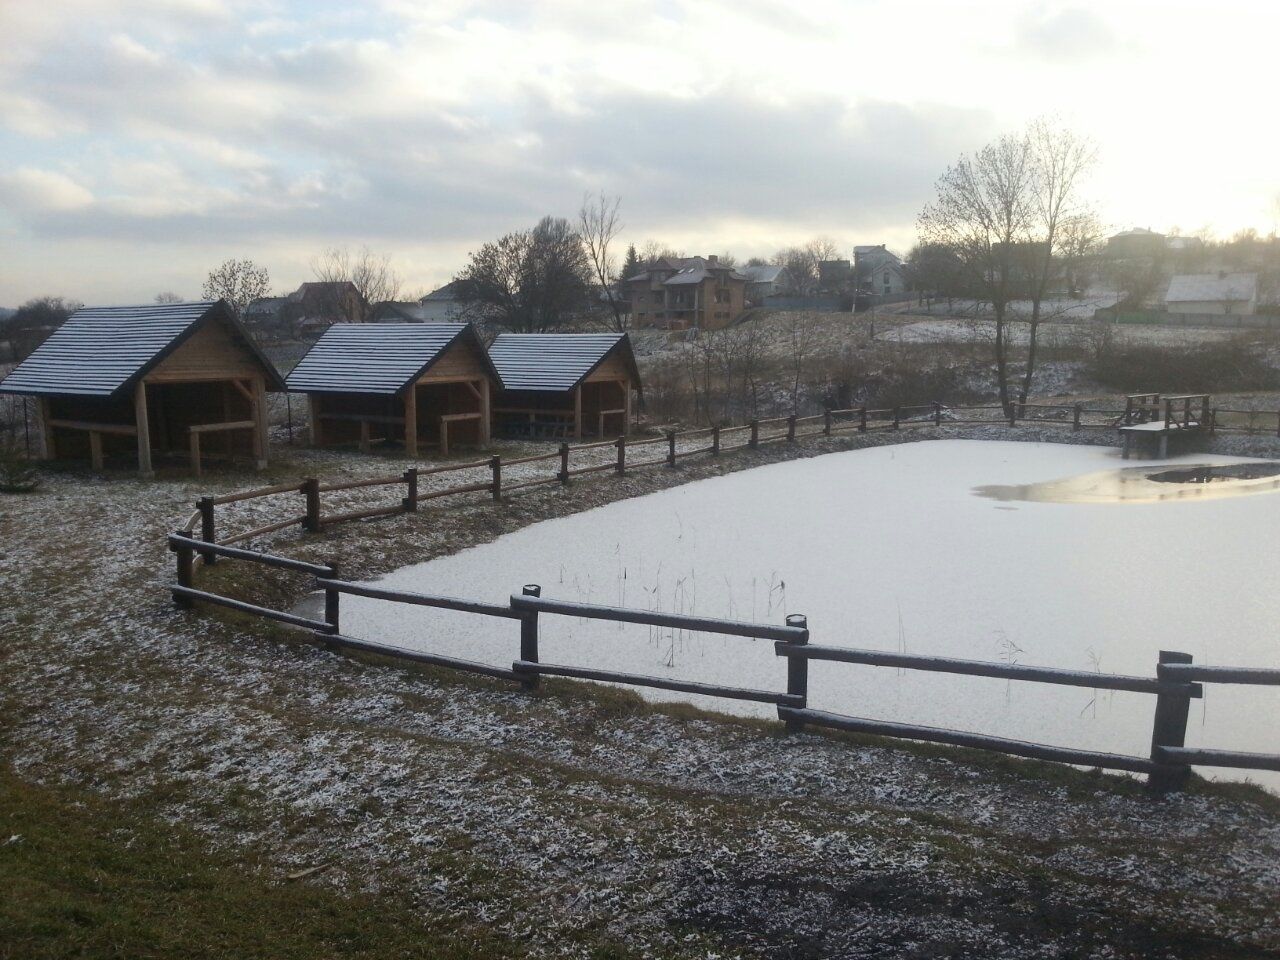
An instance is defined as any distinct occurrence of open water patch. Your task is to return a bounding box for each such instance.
[975,461,1280,504]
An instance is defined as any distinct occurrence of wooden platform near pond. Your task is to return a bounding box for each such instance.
[1119,393,1210,459]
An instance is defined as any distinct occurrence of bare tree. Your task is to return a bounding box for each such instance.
[154,291,184,304]
[918,121,1096,413]
[579,191,626,331]
[201,259,271,319]
[312,245,402,312]
[638,240,683,263]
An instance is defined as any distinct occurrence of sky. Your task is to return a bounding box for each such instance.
[0,0,1276,306]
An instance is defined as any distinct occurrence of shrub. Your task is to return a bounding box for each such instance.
[0,438,40,492]
[1089,340,1279,394]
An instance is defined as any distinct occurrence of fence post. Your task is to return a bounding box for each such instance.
[787,415,797,442]
[197,496,217,565]
[822,410,832,436]
[615,436,626,475]
[1073,403,1082,431]
[666,430,677,467]
[1148,650,1194,793]
[558,442,570,483]
[783,613,809,732]
[490,455,502,500]
[323,561,341,635]
[302,478,322,533]
[519,584,541,690]
[859,407,868,433]
[933,402,942,426]
[1008,404,1017,428]
[893,407,900,430]
[750,419,760,447]
[402,467,418,512]
[172,531,194,609]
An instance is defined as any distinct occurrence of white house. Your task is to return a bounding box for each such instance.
[1164,272,1257,316]
[418,280,474,322]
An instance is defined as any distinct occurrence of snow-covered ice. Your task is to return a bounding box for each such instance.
[342,440,1280,785]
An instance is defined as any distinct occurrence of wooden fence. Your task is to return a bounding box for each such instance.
[164,532,1280,792]
[179,398,1280,552]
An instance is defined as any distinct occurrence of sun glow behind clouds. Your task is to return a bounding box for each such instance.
[0,0,1275,303]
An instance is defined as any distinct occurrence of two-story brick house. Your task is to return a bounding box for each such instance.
[623,256,747,330]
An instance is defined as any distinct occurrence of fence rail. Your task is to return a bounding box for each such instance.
[160,397,1280,792]
[167,521,1279,792]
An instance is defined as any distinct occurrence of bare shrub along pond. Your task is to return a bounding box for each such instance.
[337,440,1280,788]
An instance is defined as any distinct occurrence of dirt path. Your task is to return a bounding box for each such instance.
[2,427,1279,959]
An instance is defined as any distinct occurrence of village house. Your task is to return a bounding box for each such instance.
[1164,272,1258,316]
[622,256,747,330]
[853,245,907,296]
[740,263,784,302]
[418,280,477,322]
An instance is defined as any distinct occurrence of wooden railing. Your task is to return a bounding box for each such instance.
[164,541,1279,792]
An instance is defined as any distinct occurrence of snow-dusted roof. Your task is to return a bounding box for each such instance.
[286,322,494,395]
[488,333,639,393]
[1165,273,1257,304]
[0,300,283,399]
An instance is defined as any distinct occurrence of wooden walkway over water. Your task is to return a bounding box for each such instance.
[1119,393,1211,459]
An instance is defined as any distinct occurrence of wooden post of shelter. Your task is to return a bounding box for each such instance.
[623,378,632,435]
[308,395,324,446]
[36,398,56,460]
[479,378,491,445]
[573,385,583,439]
[403,384,418,459]
[134,381,153,478]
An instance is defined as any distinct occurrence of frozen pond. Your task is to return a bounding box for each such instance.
[340,440,1280,788]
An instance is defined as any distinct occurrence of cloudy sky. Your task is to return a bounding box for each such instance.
[0,0,1275,306]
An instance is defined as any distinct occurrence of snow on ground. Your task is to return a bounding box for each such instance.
[3,426,1280,957]
[345,440,1280,788]
[879,316,1236,347]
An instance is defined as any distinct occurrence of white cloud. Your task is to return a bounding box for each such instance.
[0,167,95,213]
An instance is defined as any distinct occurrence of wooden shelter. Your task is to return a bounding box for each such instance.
[286,323,498,457]
[488,333,640,439]
[0,301,283,477]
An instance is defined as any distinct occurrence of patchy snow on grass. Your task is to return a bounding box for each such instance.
[346,440,1280,786]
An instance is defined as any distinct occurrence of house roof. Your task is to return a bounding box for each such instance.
[420,279,476,303]
[488,333,639,393]
[285,322,496,396]
[1165,273,1257,304]
[624,256,745,284]
[0,300,284,399]
[289,281,363,303]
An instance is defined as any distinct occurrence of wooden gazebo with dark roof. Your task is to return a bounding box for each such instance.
[286,322,499,457]
[0,300,284,477]
[488,333,640,439]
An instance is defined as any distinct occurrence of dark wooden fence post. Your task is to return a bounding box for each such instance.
[750,419,760,447]
[615,436,626,475]
[859,407,868,433]
[1073,404,1082,431]
[711,425,721,455]
[323,561,341,635]
[172,531,194,608]
[302,478,322,533]
[519,584,541,690]
[197,496,217,565]
[893,407,900,430]
[666,430,677,466]
[933,402,942,426]
[784,613,809,732]
[787,415,797,442]
[558,442,570,483]
[1148,650,1194,793]
[1008,404,1017,428]
[490,455,502,500]
[822,410,832,436]
[402,467,418,512]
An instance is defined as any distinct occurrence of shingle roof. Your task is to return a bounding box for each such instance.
[488,333,638,393]
[0,300,281,399]
[1165,273,1257,304]
[286,322,493,395]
